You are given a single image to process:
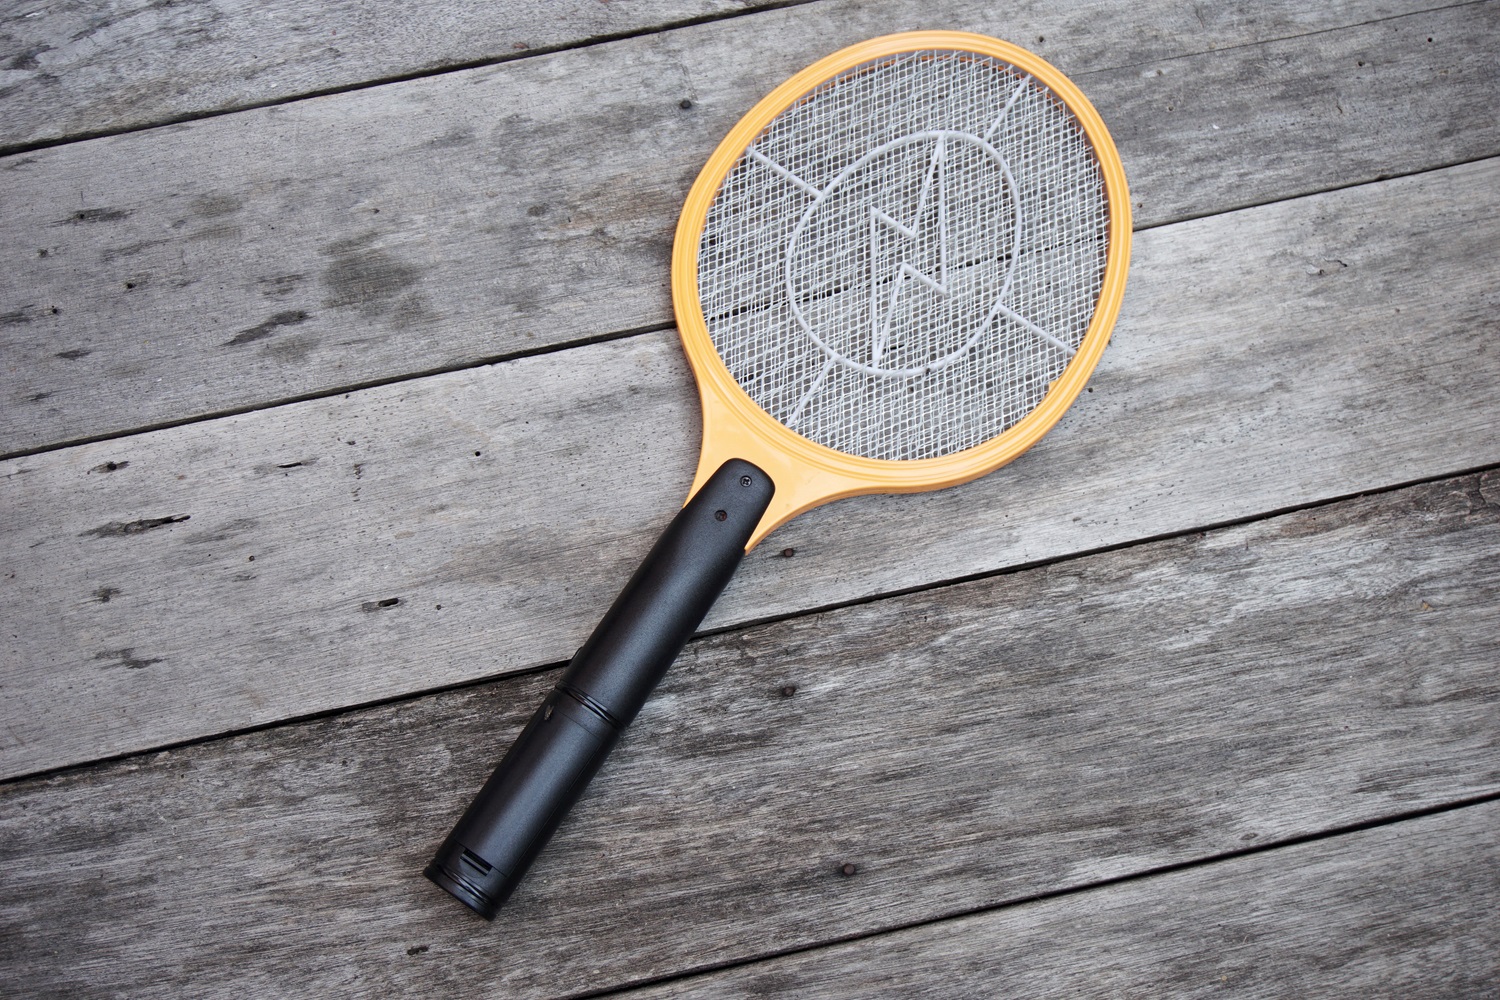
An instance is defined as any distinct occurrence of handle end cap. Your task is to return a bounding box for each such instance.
[424,851,508,920]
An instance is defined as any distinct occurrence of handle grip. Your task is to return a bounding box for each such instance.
[425,459,774,918]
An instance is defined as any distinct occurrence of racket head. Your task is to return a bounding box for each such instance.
[672,32,1131,547]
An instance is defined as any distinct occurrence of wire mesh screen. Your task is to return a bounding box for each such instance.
[697,50,1111,461]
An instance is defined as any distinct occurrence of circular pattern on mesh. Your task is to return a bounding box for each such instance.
[696,50,1111,461]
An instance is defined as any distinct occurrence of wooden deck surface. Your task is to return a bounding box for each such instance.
[2,1,1497,996]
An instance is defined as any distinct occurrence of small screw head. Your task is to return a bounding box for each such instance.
[714,509,728,522]
[739,475,752,487]
[840,863,858,877]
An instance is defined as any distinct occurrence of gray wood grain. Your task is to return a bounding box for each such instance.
[0,0,1448,152]
[1,472,1496,999]
[631,802,1500,999]
[2,1,1495,456]
[0,0,775,151]
[2,157,1498,779]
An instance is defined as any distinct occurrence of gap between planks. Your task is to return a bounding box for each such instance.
[0,1,821,156]
[5,454,1493,793]
[606,797,1500,999]
[0,0,1458,155]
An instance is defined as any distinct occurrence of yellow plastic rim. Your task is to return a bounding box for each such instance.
[671,31,1132,548]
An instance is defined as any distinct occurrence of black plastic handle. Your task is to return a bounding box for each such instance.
[425,459,775,918]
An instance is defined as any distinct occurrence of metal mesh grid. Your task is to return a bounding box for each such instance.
[697,50,1111,461]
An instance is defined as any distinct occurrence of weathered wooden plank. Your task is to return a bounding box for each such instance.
[0,0,776,152]
[2,1,1495,456]
[0,0,1449,152]
[630,803,1500,999]
[2,472,1496,998]
[2,157,1497,779]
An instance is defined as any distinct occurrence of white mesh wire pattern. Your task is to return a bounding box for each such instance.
[697,50,1111,461]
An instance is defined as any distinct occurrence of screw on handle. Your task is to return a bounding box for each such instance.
[425,459,775,918]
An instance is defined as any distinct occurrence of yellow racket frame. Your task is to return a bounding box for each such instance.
[672,31,1131,549]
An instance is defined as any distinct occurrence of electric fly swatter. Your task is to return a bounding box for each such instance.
[427,31,1130,918]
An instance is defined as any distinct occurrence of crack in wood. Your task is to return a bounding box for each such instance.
[92,648,162,670]
[225,310,310,347]
[78,514,190,538]
[53,207,131,226]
